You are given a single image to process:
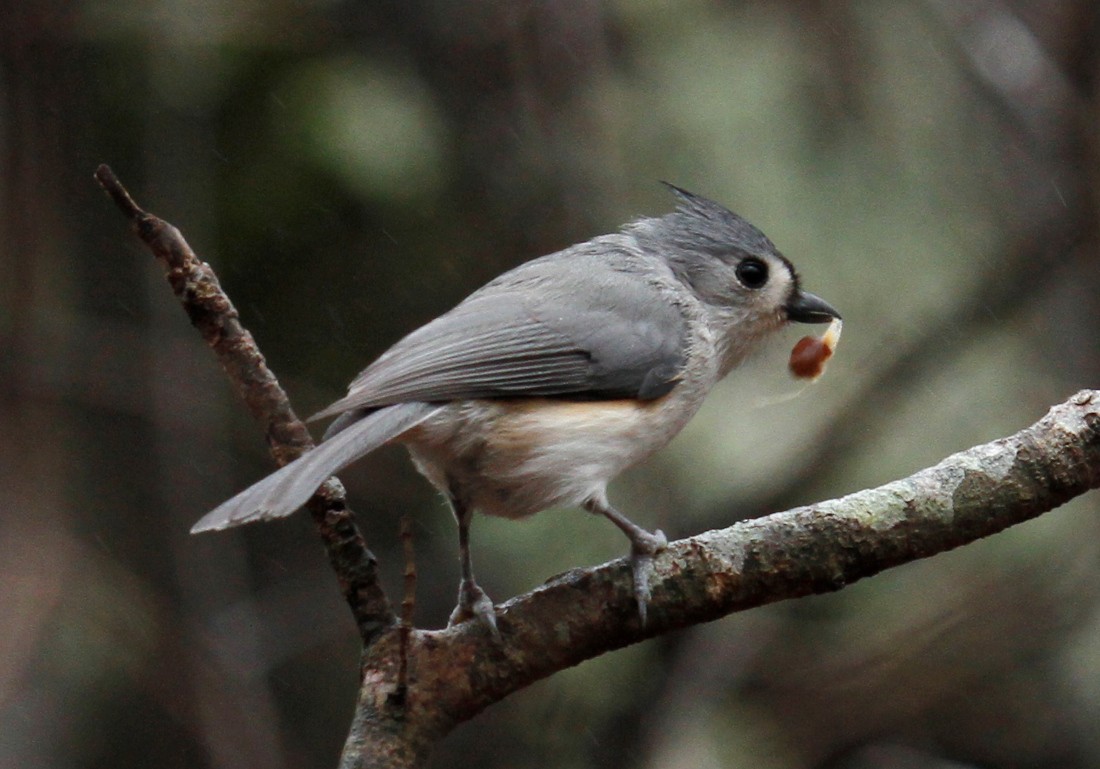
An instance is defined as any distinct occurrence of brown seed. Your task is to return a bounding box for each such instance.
[789,336,832,379]
[789,318,842,380]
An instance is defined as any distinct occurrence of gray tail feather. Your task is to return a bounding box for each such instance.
[322,408,369,441]
[190,402,442,533]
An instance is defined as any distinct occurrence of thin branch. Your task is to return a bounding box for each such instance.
[342,390,1100,768]
[94,164,396,643]
[393,513,416,706]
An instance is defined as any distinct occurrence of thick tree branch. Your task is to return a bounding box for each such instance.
[344,390,1100,768]
[94,164,395,643]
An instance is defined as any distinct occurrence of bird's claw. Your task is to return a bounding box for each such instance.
[449,579,501,642]
[630,528,667,625]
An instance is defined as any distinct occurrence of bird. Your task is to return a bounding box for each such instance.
[192,184,841,635]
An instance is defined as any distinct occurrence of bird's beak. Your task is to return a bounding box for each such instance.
[786,290,841,324]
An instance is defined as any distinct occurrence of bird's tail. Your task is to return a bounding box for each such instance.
[191,402,442,533]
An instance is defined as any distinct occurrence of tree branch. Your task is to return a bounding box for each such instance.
[343,390,1100,768]
[96,167,1100,767]
[94,164,396,644]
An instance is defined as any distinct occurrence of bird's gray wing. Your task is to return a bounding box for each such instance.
[191,402,442,532]
[309,254,688,422]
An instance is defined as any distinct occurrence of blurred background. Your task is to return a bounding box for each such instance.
[3,1,1099,767]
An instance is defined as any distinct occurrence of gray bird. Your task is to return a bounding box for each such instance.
[192,185,841,634]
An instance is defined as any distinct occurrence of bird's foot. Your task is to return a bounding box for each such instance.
[448,578,501,641]
[629,528,667,626]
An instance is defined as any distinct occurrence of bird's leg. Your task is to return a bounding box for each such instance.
[584,498,667,625]
[447,495,500,640]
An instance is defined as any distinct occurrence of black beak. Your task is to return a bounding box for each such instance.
[786,290,841,324]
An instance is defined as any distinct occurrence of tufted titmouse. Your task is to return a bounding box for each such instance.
[192,185,840,634]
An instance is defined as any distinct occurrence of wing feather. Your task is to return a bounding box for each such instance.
[310,250,687,421]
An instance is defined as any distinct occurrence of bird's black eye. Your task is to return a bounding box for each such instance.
[736,257,769,289]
